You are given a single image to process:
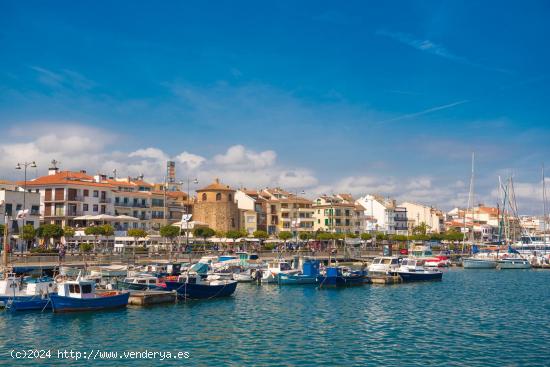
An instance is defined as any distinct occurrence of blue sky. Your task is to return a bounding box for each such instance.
[0,1,549,212]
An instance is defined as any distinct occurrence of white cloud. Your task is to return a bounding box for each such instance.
[174,151,206,170]
[213,145,277,169]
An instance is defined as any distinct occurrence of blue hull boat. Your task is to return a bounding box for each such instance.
[6,296,53,311]
[50,292,130,313]
[164,281,237,299]
[278,274,318,285]
[398,271,442,282]
[317,267,365,287]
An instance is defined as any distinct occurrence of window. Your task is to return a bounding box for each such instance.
[202,193,207,201]
[247,216,255,223]
[83,190,89,197]
[83,204,89,211]
[216,193,222,201]
[93,190,99,198]
[228,194,233,201]
[4,204,11,216]
[16,204,22,211]
[81,284,92,293]
[93,204,98,212]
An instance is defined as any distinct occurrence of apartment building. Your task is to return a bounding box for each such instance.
[235,189,268,235]
[400,201,444,233]
[0,186,41,229]
[312,194,365,234]
[22,168,115,228]
[260,188,314,236]
[356,194,408,235]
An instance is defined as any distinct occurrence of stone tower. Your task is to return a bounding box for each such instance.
[193,178,240,232]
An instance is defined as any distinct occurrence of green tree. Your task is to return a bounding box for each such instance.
[84,226,103,252]
[316,232,334,241]
[298,232,312,241]
[63,226,76,246]
[102,224,115,237]
[37,224,64,248]
[278,231,293,242]
[160,225,181,257]
[225,230,243,251]
[127,228,148,257]
[253,230,269,240]
[79,243,93,252]
[20,225,37,249]
[193,227,216,252]
[347,233,358,239]
[360,233,372,241]
[412,222,430,236]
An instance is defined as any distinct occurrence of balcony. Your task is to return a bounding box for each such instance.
[99,197,112,204]
[67,210,84,217]
[115,202,149,208]
[67,195,84,202]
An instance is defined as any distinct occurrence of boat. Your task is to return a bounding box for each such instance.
[5,294,52,311]
[367,257,400,276]
[50,276,129,313]
[0,274,56,308]
[497,257,531,269]
[317,267,365,287]
[116,275,165,291]
[261,259,300,284]
[164,274,237,299]
[278,259,320,285]
[89,265,128,277]
[396,259,443,282]
[463,257,497,269]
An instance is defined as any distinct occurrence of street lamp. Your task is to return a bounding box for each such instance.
[15,161,37,254]
[15,161,37,215]
[294,190,305,246]
[181,178,198,254]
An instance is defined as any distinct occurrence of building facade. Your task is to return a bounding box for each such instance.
[400,201,444,233]
[355,194,408,235]
[261,188,314,236]
[312,194,365,234]
[193,179,240,232]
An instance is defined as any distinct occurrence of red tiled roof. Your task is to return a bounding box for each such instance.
[22,171,114,188]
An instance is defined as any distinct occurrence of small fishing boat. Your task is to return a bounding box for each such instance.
[164,274,237,299]
[278,259,320,285]
[317,267,365,287]
[261,260,300,284]
[50,276,129,313]
[6,294,52,311]
[396,259,443,282]
[0,274,56,307]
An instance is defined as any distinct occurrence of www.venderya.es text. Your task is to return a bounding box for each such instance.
[10,349,190,361]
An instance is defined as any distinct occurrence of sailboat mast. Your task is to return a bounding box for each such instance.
[470,153,475,246]
[543,165,547,254]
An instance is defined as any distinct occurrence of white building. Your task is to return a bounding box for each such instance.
[0,186,41,252]
[356,194,407,234]
[400,201,443,233]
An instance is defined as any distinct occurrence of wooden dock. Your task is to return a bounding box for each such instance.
[370,275,402,285]
[128,290,177,306]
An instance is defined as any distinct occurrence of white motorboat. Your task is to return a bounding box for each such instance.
[396,259,443,282]
[463,257,497,269]
[497,258,531,269]
[367,257,400,276]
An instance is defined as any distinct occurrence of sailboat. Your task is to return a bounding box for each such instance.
[496,176,531,269]
[462,153,497,269]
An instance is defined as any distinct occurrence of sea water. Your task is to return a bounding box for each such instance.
[1,269,549,366]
